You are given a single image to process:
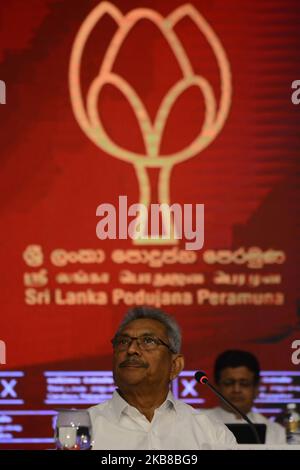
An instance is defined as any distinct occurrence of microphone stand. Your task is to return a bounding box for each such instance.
[195,372,261,444]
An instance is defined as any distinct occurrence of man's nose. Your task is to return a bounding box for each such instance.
[232,382,243,392]
[127,338,142,355]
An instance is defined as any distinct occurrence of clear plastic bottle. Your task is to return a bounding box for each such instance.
[281,403,300,444]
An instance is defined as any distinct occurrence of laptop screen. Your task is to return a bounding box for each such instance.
[225,423,267,444]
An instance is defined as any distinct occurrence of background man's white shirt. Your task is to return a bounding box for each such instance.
[89,391,236,450]
[203,407,286,444]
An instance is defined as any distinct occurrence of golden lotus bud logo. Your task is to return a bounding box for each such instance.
[69,2,232,244]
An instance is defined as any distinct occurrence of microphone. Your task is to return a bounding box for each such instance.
[194,371,261,444]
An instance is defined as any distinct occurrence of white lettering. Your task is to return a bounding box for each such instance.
[95,196,204,250]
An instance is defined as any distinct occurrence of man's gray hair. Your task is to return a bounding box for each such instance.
[115,306,182,353]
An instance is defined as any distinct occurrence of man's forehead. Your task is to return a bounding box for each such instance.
[221,366,255,379]
[120,318,167,336]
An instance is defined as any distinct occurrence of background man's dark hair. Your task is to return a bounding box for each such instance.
[214,349,260,384]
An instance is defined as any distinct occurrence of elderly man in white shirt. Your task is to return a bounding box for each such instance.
[89,306,236,450]
[203,349,286,445]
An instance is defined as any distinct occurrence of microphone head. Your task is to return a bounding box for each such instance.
[194,370,208,384]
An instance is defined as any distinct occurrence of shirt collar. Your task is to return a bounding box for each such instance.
[111,389,178,420]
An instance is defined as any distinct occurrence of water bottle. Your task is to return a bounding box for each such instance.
[281,403,300,444]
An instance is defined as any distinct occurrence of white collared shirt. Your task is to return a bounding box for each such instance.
[88,391,236,450]
[203,407,286,444]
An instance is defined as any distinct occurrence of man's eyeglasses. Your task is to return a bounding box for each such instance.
[219,379,256,388]
[111,334,175,353]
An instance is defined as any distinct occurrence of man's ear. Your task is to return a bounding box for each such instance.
[170,354,185,380]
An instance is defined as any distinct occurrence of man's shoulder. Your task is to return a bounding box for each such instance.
[251,412,286,443]
[180,405,237,445]
[173,399,210,421]
[88,401,110,412]
[173,398,198,414]
[197,406,223,420]
[88,399,113,420]
[175,402,229,427]
[252,412,285,430]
